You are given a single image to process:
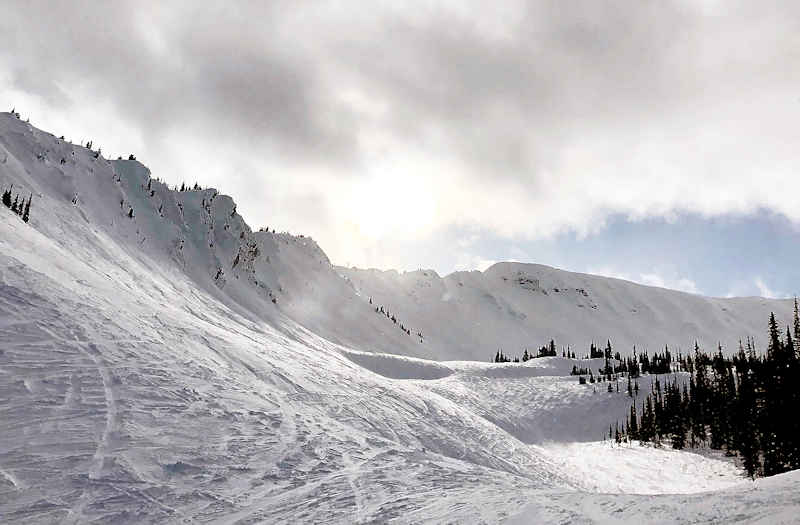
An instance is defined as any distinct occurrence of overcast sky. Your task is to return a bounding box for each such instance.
[2,1,799,297]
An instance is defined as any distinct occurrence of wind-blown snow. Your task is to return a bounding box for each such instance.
[1,113,797,523]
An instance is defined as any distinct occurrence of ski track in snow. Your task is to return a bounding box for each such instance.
[0,114,798,523]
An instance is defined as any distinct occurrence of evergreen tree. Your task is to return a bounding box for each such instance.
[640,396,654,442]
[767,312,781,358]
[1,185,11,208]
[794,298,800,349]
[667,379,686,449]
[691,345,708,446]
[763,312,791,474]
[628,401,638,440]
[22,194,30,222]
[736,362,761,478]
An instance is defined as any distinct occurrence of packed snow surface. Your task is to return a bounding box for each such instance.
[1,113,798,523]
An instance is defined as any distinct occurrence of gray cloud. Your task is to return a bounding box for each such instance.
[2,1,799,271]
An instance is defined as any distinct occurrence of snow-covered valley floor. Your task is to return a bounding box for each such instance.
[1,113,798,523]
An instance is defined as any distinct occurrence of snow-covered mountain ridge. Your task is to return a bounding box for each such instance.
[2,113,798,523]
[0,112,791,363]
[340,263,794,361]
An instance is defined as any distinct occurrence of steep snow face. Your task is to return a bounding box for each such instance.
[339,264,794,361]
[0,113,423,360]
[1,114,798,523]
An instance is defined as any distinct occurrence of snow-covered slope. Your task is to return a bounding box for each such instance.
[1,113,798,523]
[507,468,800,525]
[339,265,794,361]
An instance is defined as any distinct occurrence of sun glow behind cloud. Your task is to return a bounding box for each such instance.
[347,163,437,241]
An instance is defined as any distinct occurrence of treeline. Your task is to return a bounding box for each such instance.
[178,182,203,192]
[1,185,32,223]
[492,340,567,362]
[492,339,618,364]
[611,305,800,479]
[575,344,679,381]
[370,298,423,342]
[492,339,581,363]
[490,338,681,373]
